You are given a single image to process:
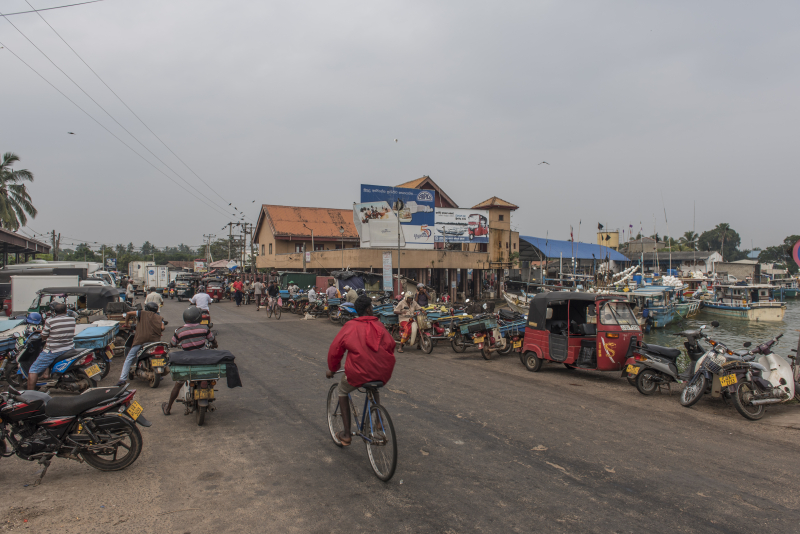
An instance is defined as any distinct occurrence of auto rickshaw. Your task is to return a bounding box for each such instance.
[520,292,641,374]
[206,280,225,303]
[175,274,201,302]
[29,286,121,323]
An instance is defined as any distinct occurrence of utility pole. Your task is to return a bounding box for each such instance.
[51,230,60,261]
[227,222,233,260]
[203,234,216,264]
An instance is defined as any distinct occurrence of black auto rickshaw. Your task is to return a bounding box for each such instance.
[175,273,201,302]
[30,286,121,323]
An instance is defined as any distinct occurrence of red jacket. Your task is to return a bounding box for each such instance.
[328,316,396,387]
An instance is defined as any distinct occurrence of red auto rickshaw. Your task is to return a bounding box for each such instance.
[468,214,489,240]
[206,280,225,303]
[520,293,641,374]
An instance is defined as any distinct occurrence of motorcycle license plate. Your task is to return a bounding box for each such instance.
[473,335,485,343]
[324,306,328,310]
[126,400,143,420]
[513,341,522,349]
[194,389,214,400]
[720,374,737,387]
[626,364,640,375]
[151,358,165,367]
[201,320,209,325]
[84,364,101,378]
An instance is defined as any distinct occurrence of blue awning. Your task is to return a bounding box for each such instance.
[520,236,630,262]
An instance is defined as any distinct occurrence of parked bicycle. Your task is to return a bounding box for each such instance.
[326,370,397,481]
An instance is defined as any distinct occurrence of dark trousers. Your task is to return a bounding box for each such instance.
[235,291,243,305]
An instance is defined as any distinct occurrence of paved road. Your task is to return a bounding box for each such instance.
[2,298,799,533]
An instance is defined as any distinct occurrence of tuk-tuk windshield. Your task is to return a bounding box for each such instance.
[599,301,637,326]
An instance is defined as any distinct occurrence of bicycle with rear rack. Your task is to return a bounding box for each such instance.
[267,296,282,319]
[326,370,397,481]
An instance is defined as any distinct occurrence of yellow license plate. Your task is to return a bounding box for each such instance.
[513,340,522,349]
[720,374,738,387]
[105,349,114,359]
[151,358,165,367]
[324,306,328,310]
[627,364,640,375]
[194,389,214,400]
[473,335,485,343]
[126,400,143,420]
[108,343,115,351]
[201,320,209,325]
[84,364,101,378]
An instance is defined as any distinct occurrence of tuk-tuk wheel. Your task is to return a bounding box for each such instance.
[523,352,542,372]
[177,297,182,302]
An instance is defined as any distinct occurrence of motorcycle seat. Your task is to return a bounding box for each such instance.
[45,386,125,417]
[52,348,86,364]
[640,343,681,359]
[361,381,384,389]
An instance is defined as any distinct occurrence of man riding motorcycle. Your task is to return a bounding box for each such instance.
[118,302,165,386]
[162,306,216,416]
[394,291,422,353]
[26,303,75,390]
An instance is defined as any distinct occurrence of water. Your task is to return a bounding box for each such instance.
[644,299,800,367]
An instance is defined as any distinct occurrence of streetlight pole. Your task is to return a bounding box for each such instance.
[339,226,345,270]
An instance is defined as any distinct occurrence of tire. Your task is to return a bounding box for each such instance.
[274,306,281,320]
[627,374,638,386]
[451,333,467,353]
[267,306,273,319]
[330,309,340,323]
[420,334,433,354]
[327,384,345,447]
[733,381,765,421]
[497,338,513,355]
[524,352,542,372]
[80,418,143,471]
[340,314,351,326]
[564,363,576,370]
[149,370,161,389]
[481,344,492,360]
[196,404,207,426]
[365,404,397,482]
[679,374,707,407]
[795,382,800,403]
[635,369,659,396]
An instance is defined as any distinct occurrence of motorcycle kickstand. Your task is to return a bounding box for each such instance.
[33,453,55,486]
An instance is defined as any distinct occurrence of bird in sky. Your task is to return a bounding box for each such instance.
[538,161,549,165]
[228,203,231,206]
[68,132,75,135]
[252,200,255,203]
[394,139,398,143]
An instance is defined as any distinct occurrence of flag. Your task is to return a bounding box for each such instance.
[598,223,604,230]
[570,226,573,242]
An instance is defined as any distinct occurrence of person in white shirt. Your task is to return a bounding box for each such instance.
[144,287,164,308]
[190,286,213,317]
[126,281,135,303]
[307,286,317,303]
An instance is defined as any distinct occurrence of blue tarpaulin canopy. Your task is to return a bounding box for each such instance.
[520,236,629,262]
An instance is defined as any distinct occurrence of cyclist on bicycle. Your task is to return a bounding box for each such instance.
[267,281,280,311]
[326,295,396,446]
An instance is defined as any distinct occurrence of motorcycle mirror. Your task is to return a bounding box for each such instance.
[743,341,752,348]
[711,321,720,328]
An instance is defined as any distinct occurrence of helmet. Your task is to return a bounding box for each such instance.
[344,286,350,290]
[289,281,295,284]
[183,306,202,324]
[417,283,424,289]
[25,312,42,325]
[144,302,159,313]
[405,291,414,299]
[198,285,205,292]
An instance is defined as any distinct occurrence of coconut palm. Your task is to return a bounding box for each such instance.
[680,231,698,250]
[716,223,731,259]
[0,152,37,231]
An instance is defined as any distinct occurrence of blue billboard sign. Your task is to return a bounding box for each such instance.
[359,184,436,248]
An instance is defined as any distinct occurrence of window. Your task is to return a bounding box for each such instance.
[269,243,272,254]
[335,244,342,250]
[315,244,324,251]
[513,243,516,250]
[499,214,504,221]
[261,244,265,256]
[505,242,508,249]
[599,302,638,326]
[295,243,303,253]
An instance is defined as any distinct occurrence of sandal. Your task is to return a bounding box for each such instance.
[336,431,351,446]
[161,402,171,416]
[397,346,404,353]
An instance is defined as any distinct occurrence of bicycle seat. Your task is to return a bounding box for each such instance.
[362,381,384,389]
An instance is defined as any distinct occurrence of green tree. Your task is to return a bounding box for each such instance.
[759,235,800,274]
[0,152,37,231]
[698,223,742,261]
[680,231,698,250]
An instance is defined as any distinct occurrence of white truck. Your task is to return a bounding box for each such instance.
[10,275,80,315]
[128,261,155,292]
[144,266,170,291]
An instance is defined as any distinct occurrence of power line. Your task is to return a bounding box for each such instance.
[1,0,105,17]
[0,39,234,220]
[1,8,235,219]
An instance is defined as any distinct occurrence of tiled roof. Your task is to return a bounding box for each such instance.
[396,177,428,189]
[166,261,194,270]
[395,175,459,208]
[258,205,359,240]
[471,196,519,210]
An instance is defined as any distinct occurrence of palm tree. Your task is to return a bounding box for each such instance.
[716,223,731,260]
[680,231,698,251]
[0,152,37,231]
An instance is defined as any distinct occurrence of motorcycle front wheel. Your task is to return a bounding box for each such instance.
[733,381,765,421]
[420,334,433,354]
[679,374,706,407]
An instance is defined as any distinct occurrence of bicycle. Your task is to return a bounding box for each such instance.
[267,297,282,319]
[326,370,397,481]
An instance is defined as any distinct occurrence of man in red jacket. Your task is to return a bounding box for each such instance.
[327,295,396,446]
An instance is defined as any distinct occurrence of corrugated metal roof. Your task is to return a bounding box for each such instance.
[520,236,629,261]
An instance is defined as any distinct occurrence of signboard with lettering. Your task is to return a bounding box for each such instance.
[434,208,489,244]
[358,184,436,249]
[382,251,393,291]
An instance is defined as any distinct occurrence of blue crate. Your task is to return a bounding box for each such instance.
[74,325,117,350]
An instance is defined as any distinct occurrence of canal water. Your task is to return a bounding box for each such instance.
[643,299,800,368]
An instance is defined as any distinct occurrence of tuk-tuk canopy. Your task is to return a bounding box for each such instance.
[38,286,120,309]
[528,292,615,329]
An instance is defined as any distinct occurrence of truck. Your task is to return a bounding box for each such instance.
[144,266,170,291]
[10,275,80,315]
[128,261,155,293]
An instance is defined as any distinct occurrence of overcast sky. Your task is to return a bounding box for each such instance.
[1,0,797,252]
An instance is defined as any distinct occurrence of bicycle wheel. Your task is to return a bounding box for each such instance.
[274,306,281,320]
[327,384,346,447]
[365,403,397,482]
[267,306,273,318]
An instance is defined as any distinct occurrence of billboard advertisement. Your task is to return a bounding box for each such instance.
[194,259,207,273]
[434,208,490,243]
[359,184,435,248]
[105,258,117,269]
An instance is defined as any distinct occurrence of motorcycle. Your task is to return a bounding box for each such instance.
[723,334,799,420]
[679,325,745,408]
[169,287,175,300]
[200,310,213,328]
[0,384,150,484]
[123,329,171,389]
[6,330,101,393]
[338,301,357,325]
[306,296,330,318]
[169,347,235,427]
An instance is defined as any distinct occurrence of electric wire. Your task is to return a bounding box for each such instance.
[0,0,104,17]
[0,39,233,220]
[0,8,235,218]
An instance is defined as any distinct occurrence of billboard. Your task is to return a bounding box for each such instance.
[434,208,490,243]
[194,259,207,273]
[359,184,435,248]
[105,258,117,269]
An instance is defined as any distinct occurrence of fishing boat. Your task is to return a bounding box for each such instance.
[703,284,786,321]
[771,276,799,299]
[611,286,679,328]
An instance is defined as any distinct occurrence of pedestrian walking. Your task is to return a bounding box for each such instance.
[254,279,264,310]
[233,278,244,307]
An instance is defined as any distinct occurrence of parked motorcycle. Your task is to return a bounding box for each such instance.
[6,330,101,392]
[169,348,236,426]
[338,301,357,325]
[0,384,150,484]
[679,323,741,407]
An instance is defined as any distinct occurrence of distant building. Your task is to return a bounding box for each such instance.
[623,237,667,254]
[635,251,722,275]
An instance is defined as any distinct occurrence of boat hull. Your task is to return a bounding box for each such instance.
[702,303,786,322]
[503,293,529,315]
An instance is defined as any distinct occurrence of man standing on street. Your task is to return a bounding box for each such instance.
[326,279,338,300]
[26,302,76,390]
[126,280,135,304]
[254,279,264,310]
[326,295,396,446]
[118,302,164,386]
[233,278,244,307]
[345,285,358,303]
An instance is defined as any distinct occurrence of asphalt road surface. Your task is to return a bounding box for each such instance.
[2,298,799,533]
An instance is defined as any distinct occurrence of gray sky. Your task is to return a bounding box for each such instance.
[2,0,797,252]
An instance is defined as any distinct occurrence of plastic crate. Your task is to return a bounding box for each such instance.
[74,325,117,349]
[170,364,227,381]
